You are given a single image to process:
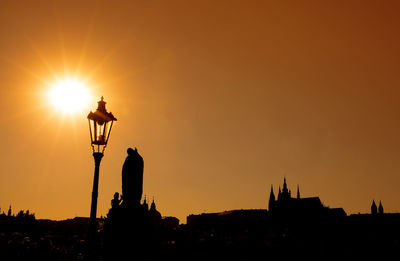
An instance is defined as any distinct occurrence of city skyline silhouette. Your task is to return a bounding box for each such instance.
[2,148,399,260]
[0,150,393,222]
[1,0,400,226]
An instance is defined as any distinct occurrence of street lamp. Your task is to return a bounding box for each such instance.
[87,96,117,256]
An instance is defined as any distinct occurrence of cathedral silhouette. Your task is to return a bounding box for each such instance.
[268,178,346,218]
[188,177,346,228]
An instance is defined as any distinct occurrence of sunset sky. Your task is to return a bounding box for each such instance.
[1,0,400,222]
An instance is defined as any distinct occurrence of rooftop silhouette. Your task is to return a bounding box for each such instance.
[1,151,400,261]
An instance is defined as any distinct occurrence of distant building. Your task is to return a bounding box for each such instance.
[187,209,267,228]
[268,178,346,218]
[378,201,384,214]
[371,200,377,215]
[162,216,179,229]
[370,199,384,215]
[149,199,162,223]
[188,178,346,229]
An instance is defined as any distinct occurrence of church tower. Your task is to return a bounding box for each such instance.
[297,185,300,199]
[268,185,275,211]
[282,178,288,194]
[142,195,149,211]
[278,186,282,200]
[281,178,291,200]
[371,200,377,215]
[378,201,384,214]
[149,198,162,222]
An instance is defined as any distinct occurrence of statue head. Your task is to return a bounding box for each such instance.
[127,147,137,156]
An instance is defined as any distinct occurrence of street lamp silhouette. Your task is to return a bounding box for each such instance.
[87,96,117,255]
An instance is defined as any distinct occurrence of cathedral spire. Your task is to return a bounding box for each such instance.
[371,200,377,215]
[268,185,275,211]
[378,201,384,214]
[269,185,275,200]
[281,177,290,199]
[150,197,156,211]
[142,195,149,211]
[297,185,300,199]
[149,197,162,221]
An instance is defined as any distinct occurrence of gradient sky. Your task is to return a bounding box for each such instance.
[1,0,400,222]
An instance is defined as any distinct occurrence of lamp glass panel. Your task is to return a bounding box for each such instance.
[103,122,111,144]
[89,119,94,144]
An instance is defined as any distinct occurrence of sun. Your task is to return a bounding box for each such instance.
[48,78,92,114]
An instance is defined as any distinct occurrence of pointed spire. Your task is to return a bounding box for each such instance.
[297,185,300,199]
[281,177,290,199]
[277,186,281,201]
[142,195,149,211]
[371,200,377,215]
[150,197,156,211]
[268,185,275,211]
[149,197,161,220]
[270,185,275,198]
[378,201,384,214]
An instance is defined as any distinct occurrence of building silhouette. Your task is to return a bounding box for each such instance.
[378,201,384,214]
[2,157,400,260]
[371,199,378,215]
[268,178,346,218]
[184,178,400,259]
[188,177,346,228]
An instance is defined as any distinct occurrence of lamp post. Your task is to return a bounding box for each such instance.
[87,96,117,258]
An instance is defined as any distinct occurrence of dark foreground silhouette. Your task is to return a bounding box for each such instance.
[1,149,400,260]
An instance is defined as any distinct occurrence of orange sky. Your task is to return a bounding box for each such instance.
[1,0,400,223]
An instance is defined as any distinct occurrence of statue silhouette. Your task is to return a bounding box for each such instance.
[111,192,121,209]
[122,147,144,208]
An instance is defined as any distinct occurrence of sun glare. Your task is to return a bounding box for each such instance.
[48,79,91,114]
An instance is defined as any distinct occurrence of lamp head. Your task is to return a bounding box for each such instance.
[87,97,117,153]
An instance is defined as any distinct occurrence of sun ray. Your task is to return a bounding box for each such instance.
[83,38,127,84]
[75,9,98,78]
[49,112,68,154]
[4,57,49,85]
[70,115,83,155]
[55,13,69,77]
[21,33,60,80]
